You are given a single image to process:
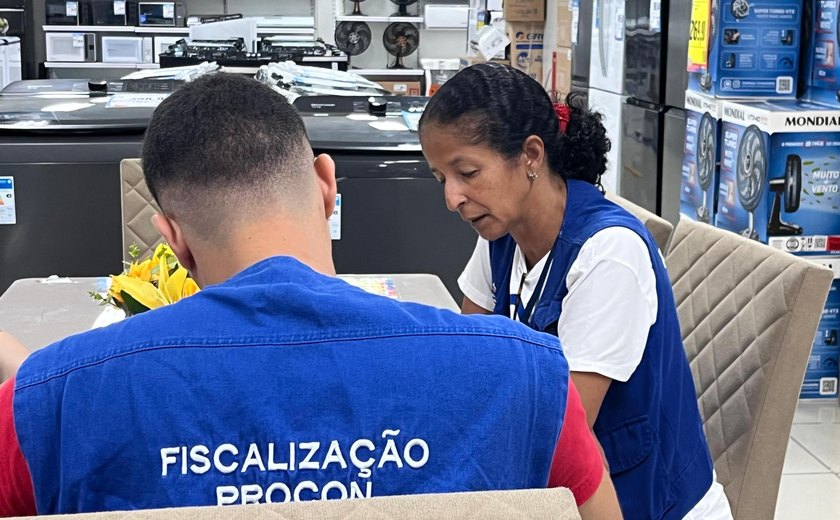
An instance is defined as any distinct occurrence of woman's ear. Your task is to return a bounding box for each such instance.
[522,135,546,170]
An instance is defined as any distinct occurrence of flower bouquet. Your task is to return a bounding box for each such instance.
[91,243,199,317]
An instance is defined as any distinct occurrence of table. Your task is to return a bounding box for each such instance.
[0,274,459,352]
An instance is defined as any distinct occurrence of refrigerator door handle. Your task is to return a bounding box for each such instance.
[0,9,26,12]
[598,0,607,77]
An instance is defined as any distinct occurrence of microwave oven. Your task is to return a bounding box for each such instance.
[152,36,181,63]
[45,32,96,62]
[101,36,151,63]
[90,0,128,26]
[45,1,91,25]
[138,2,184,27]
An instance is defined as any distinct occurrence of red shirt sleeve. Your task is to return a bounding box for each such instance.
[0,378,36,517]
[548,378,604,507]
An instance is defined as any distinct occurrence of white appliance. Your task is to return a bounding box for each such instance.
[45,32,96,62]
[153,36,182,63]
[189,17,257,52]
[587,0,627,193]
[424,5,469,29]
[101,36,145,63]
[0,37,22,89]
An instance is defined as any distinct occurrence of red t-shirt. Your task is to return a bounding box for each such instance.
[0,377,602,515]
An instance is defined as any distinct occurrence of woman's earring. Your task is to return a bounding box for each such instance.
[527,168,538,181]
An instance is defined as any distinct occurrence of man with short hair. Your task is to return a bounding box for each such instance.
[0,73,620,518]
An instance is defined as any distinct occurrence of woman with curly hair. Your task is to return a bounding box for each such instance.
[418,63,732,520]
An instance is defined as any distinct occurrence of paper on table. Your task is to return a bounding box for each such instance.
[91,306,127,329]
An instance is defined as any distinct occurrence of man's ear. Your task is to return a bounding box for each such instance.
[152,213,195,272]
[313,153,337,219]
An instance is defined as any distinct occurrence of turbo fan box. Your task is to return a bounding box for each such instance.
[801,257,840,399]
[681,91,723,223]
[687,0,802,98]
[715,99,840,249]
[803,0,840,107]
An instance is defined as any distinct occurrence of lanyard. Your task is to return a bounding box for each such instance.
[510,243,558,327]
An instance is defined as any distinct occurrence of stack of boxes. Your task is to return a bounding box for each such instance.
[504,0,545,81]
[683,0,840,399]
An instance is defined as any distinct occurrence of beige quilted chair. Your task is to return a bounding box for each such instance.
[605,191,673,252]
[26,488,580,520]
[665,217,834,520]
[120,159,164,262]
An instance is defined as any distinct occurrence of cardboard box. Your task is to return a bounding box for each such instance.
[800,259,840,399]
[556,0,573,48]
[379,81,422,96]
[546,46,572,95]
[507,22,544,82]
[715,99,840,250]
[503,0,545,22]
[680,91,722,223]
[803,0,840,107]
[421,58,460,95]
[687,0,802,98]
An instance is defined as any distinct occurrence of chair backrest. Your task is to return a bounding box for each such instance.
[27,488,581,520]
[665,217,833,520]
[605,191,673,252]
[120,158,163,262]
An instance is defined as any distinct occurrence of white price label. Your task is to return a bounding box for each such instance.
[0,177,16,225]
[72,34,85,48]
[163,4,175,19]
[650,0,662,33]
[329,194,341,240]
[114,1,126,15]
[571,5,580,45]
[66,1,78,17]
[615,0,626,42]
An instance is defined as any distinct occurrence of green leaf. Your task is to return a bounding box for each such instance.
[128,244,140,259]
[120,290,151,316]
[803,160,815,165]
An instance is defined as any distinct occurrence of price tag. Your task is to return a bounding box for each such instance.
[0,177,16,225]
[650,0,661,33]
[329,194,341,240]
[114,1,126,15]
[688,0,710,70]
[72,34,84,48]
[163,3,174,19]
[65,1,78,17]
[571,2,580,45]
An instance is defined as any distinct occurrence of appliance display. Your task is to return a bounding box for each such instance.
[383,22,419,69]
[347,0,367,16]
[570,0,593,92]
[334,20,372,62]
[687,0,802,98]
[158,38,347,70]
[619,0,692,218]
[185,13,242,27]
[803,0,840,106]
[680,90,722,224]
[152,35,181,63]
[716,99,840,249]
[0,36,20,89]
[390,0,419,17]
[45,32,96,62]
[101,36,145,63]
[138,1,184,27]
[90,0,128,26]
[45,0,90,25]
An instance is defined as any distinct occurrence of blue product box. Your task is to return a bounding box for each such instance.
[687,0,802,98]
[800,257,840,399]
[804,0,840,106]
[715,99,840,250]
[681,91,723,222]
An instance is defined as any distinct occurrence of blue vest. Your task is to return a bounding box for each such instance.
[14,257,570,514]
[489,180,713,519]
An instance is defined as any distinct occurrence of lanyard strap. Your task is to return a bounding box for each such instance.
[511,242,558,327]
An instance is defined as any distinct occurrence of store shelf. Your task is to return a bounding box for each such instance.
[335,16,423,23]
[43,25,134,33]
[257,27,315,34]
[135,27,189,34]
[351,68,424,76]
[45,61,141,68]
[135,63,161,69]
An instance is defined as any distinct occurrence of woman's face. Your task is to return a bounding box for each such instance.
[420,125,531,241]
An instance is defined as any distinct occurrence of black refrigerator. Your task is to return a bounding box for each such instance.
[619,0,690,224]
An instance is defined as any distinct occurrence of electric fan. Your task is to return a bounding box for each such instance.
[767,154,803,236]
[334,21,372,62]
[383,22,419,69]
[735,125,767,240]
[699,0,718,91]
[347,0,367,16]
[390,0,419,17]
[695,112,716,223]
